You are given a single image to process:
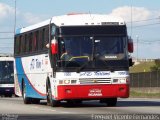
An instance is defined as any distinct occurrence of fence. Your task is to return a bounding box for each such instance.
[130,71,160,87]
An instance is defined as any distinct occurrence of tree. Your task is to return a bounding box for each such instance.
[150,59,160,71]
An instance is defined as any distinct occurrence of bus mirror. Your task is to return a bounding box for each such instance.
[51,39,58,54]
[129,58,134,66]
[128,38,134,53]
[46,43,49,49]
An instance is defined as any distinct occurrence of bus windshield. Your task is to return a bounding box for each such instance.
[0,61,14,84]
[57,36,127,68]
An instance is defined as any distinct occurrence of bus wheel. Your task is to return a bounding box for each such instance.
[32,98,40,104]
[4,94,12,97]
[74,100,82,104]
[46,82,58,107]
[105,98,117,107]
[22,81,31,104]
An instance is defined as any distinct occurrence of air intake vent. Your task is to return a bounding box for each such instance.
[101,22,119,25]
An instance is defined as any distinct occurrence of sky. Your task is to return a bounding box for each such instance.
[0,0,160,59]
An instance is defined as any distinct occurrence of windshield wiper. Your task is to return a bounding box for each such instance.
[76,61,91,73]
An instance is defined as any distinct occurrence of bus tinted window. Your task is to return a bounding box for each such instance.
[41,28,45,50]
[24,34,27,53]
[32,33,36,52]
[19,36,21,54]
[14,25,50,56]
[15,36,21,55]
[44,27,49,50]
[35,31,39,51]
[0,61,14,84]
[29,33,33,52]
[21,35,25,53]
[26,34,29,53]
[38,29,43,51]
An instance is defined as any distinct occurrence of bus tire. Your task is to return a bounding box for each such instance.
[22,80,32,104]
[4,94,12,97]
[46,79,58,107]
[105,98,117,107]
[74,100,82,104]
[31,98,40,104]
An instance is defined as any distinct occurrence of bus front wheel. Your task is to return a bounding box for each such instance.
[46,80,59,107]
[100,98,117,107]
[22,81,32,104]
[106,98,117,107]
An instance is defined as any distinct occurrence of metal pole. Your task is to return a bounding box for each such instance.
[136,35,139,61]
[130,0,133,37]
[14,0,17,35]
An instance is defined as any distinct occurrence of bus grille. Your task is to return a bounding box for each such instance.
[79,78,111,84]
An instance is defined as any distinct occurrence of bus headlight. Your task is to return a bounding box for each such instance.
[64,80,70,84]
[112,78,129,84]
[71,80,77,84]
[59,80,63,84]
[113,79,119,83]
[119,78,126,83]
[58,79,77,85]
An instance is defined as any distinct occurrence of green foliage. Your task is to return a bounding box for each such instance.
[129,61,155,73]
[130,91,160,98]
[150,59,160,71]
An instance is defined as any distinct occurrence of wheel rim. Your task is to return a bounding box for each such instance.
[23,83,26,99]
[48,87,52,103]
[47,85,52,104]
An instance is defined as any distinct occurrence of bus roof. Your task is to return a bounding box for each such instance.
[16,14,126,35]
[0,56,14,61]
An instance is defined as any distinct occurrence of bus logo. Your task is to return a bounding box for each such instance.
[88,88,102,96]
[93,80,97,83]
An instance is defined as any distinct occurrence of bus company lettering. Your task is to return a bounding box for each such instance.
[80,71,110,77]
[94,71,110,76]
[80,72,92,76]
[30,59,42,70]
[118,71,129,75]
[88,88,102,96]
[64,72,71,76]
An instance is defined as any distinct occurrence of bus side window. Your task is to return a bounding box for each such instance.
[26,34,30,53]
[32,32,37,52]
[42,28,45,50]
[24,34,27,53]
[44,27,49,50]
[29,33,33,53]
[35,31,39,51]
[15,36,20,55]
[21,35,25,53]
[38,29,42,51]
[19,36,22,54]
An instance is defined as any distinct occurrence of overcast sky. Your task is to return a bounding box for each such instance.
[0,0,160,59]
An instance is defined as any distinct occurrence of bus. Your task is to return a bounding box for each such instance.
[14,14,133,106]
[0,55,14,97]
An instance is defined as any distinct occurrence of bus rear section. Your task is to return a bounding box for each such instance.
[0,56,14,97]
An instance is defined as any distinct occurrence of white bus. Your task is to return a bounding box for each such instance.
[14,14,133,106]
[0,55,14,97]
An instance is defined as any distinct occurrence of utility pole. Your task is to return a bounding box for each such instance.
[130,0,133,37]
[14,0,17,35]
[136,35,139,62]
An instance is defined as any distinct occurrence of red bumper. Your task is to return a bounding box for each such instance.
[57,84,129,100]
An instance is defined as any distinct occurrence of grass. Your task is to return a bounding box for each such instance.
[129,60,160,98]
[129,61,155,73]
[130,90,160,98]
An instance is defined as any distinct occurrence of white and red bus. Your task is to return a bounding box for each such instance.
[14,14,133,106]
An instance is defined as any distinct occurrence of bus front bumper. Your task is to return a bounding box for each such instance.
[0,87,14,95]
[56,84,129,100]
